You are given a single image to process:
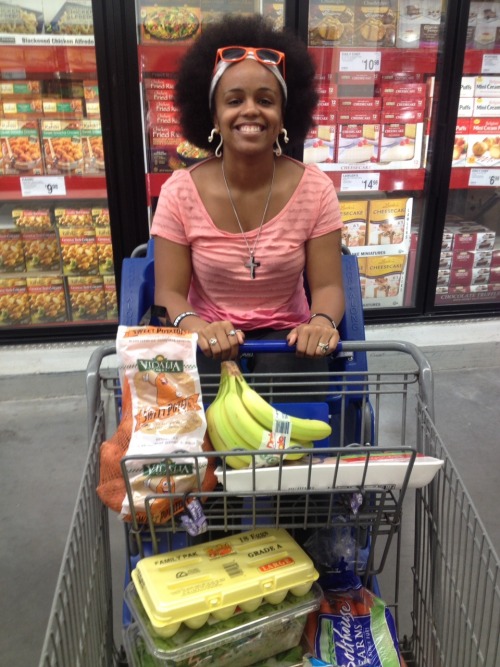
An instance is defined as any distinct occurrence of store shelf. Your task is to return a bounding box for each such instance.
[0,175,107,201]
[309,47,437,76]
[0,46,96,74]
[464,49,500,74]
[450,168,500,189]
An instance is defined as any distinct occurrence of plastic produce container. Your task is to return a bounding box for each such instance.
[123,583,321,667]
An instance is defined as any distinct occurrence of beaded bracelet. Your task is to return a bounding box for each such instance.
[173,311,198,327]
[309,312,337,330]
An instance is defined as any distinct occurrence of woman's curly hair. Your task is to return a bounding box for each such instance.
[175,14,318,151]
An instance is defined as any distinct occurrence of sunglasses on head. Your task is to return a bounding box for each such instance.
[215,46,286,78]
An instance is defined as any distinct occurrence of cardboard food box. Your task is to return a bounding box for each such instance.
[143,77,177,93]
[473,97,500,116]
[67,275,107,321]
[466,118,500,166]
[448,249,493,270]
[367,197,412,246]
[54,206,93,228]
[457,98,474,117]
[474,75,500,97]
[0,119,43,175]
[336,115,380,166]
[449,267,491,286]
[103,274,118,320]
[353,1,397,48]
[1,97,43,119]
[444,221,496,251]
[148,125,186,172]
[42,98,84,119]
[359,253,408,307]
[460,76,476,97]
[0,225,25,273]
[0,1,44,34]
[40,119,83,175]
[308,3,355,46]
[452,119,470,167]
[12,208,52,230]
[58,227,99,275]
[95,225,114,275]
[303,119,336,166]
[0,80,42,97]
[378,107,424,169]
[0,277,30,326]
[397,0,443,48]
[91,207,110,227]
[81,120,104,174]
[139,4,201,43]
[21,229,61,272]
[471,1,500,49]
[45,0,94,35]
[339,199,368,247]
[26,275,67,323]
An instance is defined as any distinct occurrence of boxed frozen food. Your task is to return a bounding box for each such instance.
[0,277,30,326]
[45,0,94,35]
[448,267,491,286]
[58,226,99,275]
[67,275,107,321]
[21,229,60,272]
[367,197,412,246]
[0,119,43,175]
[460,76,476,97]
[40,119,83,174]
[445,221,496,251]
[0,225,25,273]
[131,528,319,638]
[303,128,335,165]
[12,208,52,230]
[143,77,177,93]
[358,253,409,307]
[139,4,201,43]
[473,97,500,117]
[449,249,493,270]
[0,0,44,34]
[42,98,84,119]
[81,120,104,173]
[457,97,474,117]
[124,581,320,667]
[336,117,380,166]
[91,206,110,227]
[95,225,114,275]
[0,80,41,97]
[308,3,355,47]
[1,97,43,119]
[378,107,424,168]
[26,275,67,323]
[263,2,284,31]
[397,0,443,48]
[452,119,470,167]
[353,1,397,47]
[339,199,368,247]
[475,75,500,97]
[54,206,93,228]
[103,274,118,320]
[472,1,500,49]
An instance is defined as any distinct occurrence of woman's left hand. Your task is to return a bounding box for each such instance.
[287,322,340,358]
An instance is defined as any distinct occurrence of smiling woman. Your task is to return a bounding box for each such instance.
[150,14,345,379]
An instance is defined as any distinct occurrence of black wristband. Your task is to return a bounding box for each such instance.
[309,313,337,330]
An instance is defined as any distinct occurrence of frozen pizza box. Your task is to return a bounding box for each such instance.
[21,228,60,272]
[466,118,500,167]
[308,3,355,47]
[67,275,107,321]
[0,224,25,273]
[123,580,321,667]
[353,1,397,48]
[45,0,94,35]
[0,0,44,34]
[138,4,201,44]
[0,277,30,326]
[26,274,68,323]
[40,119,83,175]
[58,226,99,275]
[0,119,43,175]
[339,199,368,248]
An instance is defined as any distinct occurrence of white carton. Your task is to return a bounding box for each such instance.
[473,97,500,116]
[474,75,500,98]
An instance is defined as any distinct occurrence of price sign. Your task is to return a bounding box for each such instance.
[339,51,381,72]
[20,176,66,197]
[482,54,500,74]
[341,172,380,192]
[468,169,500,187]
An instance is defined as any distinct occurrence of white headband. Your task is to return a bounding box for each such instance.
[208,57,288,110]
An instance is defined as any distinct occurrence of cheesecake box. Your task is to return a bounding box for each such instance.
[353,1,397,48]
[378,107,424,168]
[366,197,412,247]
[396,0,443,48]
[336,117,380,167]
[339,199,368,247]
[308,3,355,47]
[357,253,409,308]
[304,116,336,166]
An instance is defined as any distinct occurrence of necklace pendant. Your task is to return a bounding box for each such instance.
[245,254,260,279]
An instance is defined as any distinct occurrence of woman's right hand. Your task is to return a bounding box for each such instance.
[197,321,245,360]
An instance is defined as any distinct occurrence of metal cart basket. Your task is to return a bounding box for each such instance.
[39,340,500,667]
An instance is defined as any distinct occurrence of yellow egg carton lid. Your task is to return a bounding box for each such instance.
[131,528,319,637]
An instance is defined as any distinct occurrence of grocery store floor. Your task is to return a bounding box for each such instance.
[1,317,499,667]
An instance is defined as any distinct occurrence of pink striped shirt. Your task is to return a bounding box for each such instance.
[150,159,342,331]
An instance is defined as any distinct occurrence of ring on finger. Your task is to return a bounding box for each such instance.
[317,342,329,353]
[209,337,218,346]
[227,329,237,337]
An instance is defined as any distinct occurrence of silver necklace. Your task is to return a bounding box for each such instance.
[221,160,275,279]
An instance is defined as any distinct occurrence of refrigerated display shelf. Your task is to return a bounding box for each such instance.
[0,46,96,75]
[0,176,107,201]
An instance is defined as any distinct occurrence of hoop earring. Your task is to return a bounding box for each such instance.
[273,128,289,157]
[208,128,223,158]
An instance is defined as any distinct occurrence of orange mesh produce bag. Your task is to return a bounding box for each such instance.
[97,326,217,524]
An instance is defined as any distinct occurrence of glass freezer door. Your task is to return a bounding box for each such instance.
[0,0,118,338]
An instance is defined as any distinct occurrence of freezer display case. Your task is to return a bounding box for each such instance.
[0,0,118,337]
[433,1,500,309]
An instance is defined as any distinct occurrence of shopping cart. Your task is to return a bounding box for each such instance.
[39,338,500,667]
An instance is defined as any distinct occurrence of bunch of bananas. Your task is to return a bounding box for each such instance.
[206,361,332,469]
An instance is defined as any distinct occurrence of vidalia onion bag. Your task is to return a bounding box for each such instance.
[97,326,216,524]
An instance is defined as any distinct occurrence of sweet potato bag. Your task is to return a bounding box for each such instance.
[97,326,216,524]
